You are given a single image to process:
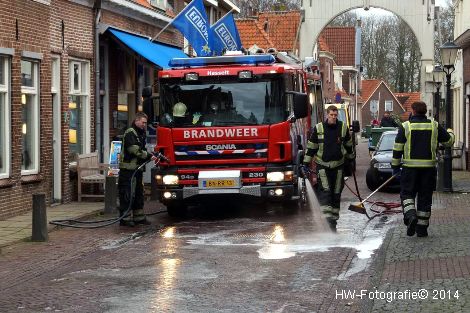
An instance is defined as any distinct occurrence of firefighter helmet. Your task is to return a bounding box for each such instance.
[173,102,187,117]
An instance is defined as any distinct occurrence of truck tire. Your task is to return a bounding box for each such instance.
[167,202,187,218]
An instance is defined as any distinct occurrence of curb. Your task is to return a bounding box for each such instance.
[0,208,105,251]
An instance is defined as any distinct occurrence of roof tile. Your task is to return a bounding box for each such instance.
[320,27,356,66]
[236,19,274,50]
[394,92,421,120]
[361,79,382,103]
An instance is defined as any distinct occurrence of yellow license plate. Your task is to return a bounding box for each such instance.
[205,179,235,188]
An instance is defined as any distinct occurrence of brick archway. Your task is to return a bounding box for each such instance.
[300,0,435,112]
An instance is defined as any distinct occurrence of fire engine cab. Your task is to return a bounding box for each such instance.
[152,53,315,216]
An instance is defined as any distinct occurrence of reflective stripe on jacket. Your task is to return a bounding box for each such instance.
[304,121,354,168]
[119,127,150,170]
[392,118,455,168]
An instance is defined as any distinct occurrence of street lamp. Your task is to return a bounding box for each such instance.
[432,64,445,122]
[439,40,460,192]
[432,64,445,191]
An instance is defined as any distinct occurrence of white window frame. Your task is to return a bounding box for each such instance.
[51,55,62,201]
[0,56,11,179]
[69,59,91,154]
[21,59,40,175]
[385,100,393,112]
[148,0,167,10]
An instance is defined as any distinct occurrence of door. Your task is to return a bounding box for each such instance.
[51,56,61,202]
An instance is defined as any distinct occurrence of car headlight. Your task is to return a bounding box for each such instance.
[267,171,284,182]
[162,175,179,185]
[373,163,391,169]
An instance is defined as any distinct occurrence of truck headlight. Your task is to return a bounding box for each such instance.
[267,172,284,182]
[162,175,179,185]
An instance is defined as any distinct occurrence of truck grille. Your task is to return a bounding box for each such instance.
[174,143,267,161]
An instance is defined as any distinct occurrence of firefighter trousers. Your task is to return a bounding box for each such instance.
[314,164,345,221]
[400,167,436,230]
[118,169,146,223]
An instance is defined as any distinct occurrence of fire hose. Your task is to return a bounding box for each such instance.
[49,152,169,229]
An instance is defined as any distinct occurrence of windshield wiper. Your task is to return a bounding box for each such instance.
[215,121,259,126]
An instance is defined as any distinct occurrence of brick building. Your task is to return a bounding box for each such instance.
[360,79,404,126]
[454,0,470,170]
[0,0,236,219]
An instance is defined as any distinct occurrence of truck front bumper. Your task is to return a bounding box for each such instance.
[157,184,295,202]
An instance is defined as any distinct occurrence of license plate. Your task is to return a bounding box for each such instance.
[203,179,235,188]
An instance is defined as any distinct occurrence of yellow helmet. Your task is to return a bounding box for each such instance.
[173,102,187,117]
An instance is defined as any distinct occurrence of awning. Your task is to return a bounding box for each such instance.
[107,28,187,69]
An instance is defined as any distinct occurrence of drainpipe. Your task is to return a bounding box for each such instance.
[94,0,102,161]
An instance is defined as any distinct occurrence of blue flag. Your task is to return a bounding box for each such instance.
[171,0,213,56]
[211,12,242,55]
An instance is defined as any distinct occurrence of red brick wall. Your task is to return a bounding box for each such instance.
[319,56,335,103]
[0,0,185,219]
[361,84,404,126]
[0,0,52,219]
[49,0,95,203]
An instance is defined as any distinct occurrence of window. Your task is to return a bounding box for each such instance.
[21,59,40,174]
[69,59,90,159]
[148,0,166,10]
[326,62,331,83]
[0,56,10,178]
[385,100,393,112]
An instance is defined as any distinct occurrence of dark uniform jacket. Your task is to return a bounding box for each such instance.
[304,120,355,168]
[392,115,454,168]
[380,116,398,127]
[119,123,152,170]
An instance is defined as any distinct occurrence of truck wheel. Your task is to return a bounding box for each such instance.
[167,202,187,218]
[366,169,380,191]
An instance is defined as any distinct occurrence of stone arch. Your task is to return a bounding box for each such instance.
[300,0,436,113]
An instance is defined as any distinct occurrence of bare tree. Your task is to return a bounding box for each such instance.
[434,1,454,63]
[237,0,300,17]
[329,12,421,92]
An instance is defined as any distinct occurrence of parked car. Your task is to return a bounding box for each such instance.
[366,130,400,191]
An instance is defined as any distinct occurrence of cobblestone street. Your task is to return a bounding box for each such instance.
[0,141,469,312]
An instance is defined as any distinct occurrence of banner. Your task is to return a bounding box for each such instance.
[211,12,242,55]
[171,0,213,56]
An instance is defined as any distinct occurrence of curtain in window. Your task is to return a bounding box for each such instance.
[21,94,36,170]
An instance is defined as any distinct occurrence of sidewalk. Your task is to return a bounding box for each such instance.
[0,202,104,249]
[361,170,470,312]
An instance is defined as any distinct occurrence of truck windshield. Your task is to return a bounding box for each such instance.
[159,77,283,127]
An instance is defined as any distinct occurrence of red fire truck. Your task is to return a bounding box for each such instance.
[152,53,320,216]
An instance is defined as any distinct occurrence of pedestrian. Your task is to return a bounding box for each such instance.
[302,105,355,231]
[118,112,157,227]
[380,111,398,127]
[392,101,454,237]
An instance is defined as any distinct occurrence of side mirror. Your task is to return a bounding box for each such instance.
[142,86,153,98]
[286,91,308,119]
[351,120,360,133]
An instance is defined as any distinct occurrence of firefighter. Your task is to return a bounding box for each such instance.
[172,102,190,126]
[301,105,355,230]
[118,112,157,227]
[392,101,454,237]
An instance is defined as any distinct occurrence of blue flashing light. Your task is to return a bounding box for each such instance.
[169,54,276,68]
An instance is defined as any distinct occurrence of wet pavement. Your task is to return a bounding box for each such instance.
[0,139,469,312]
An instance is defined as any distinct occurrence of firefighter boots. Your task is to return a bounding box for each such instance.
[119,220,135,227]
[416,225,428,237]
[406,215,418,236]
[135,219,151,225]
